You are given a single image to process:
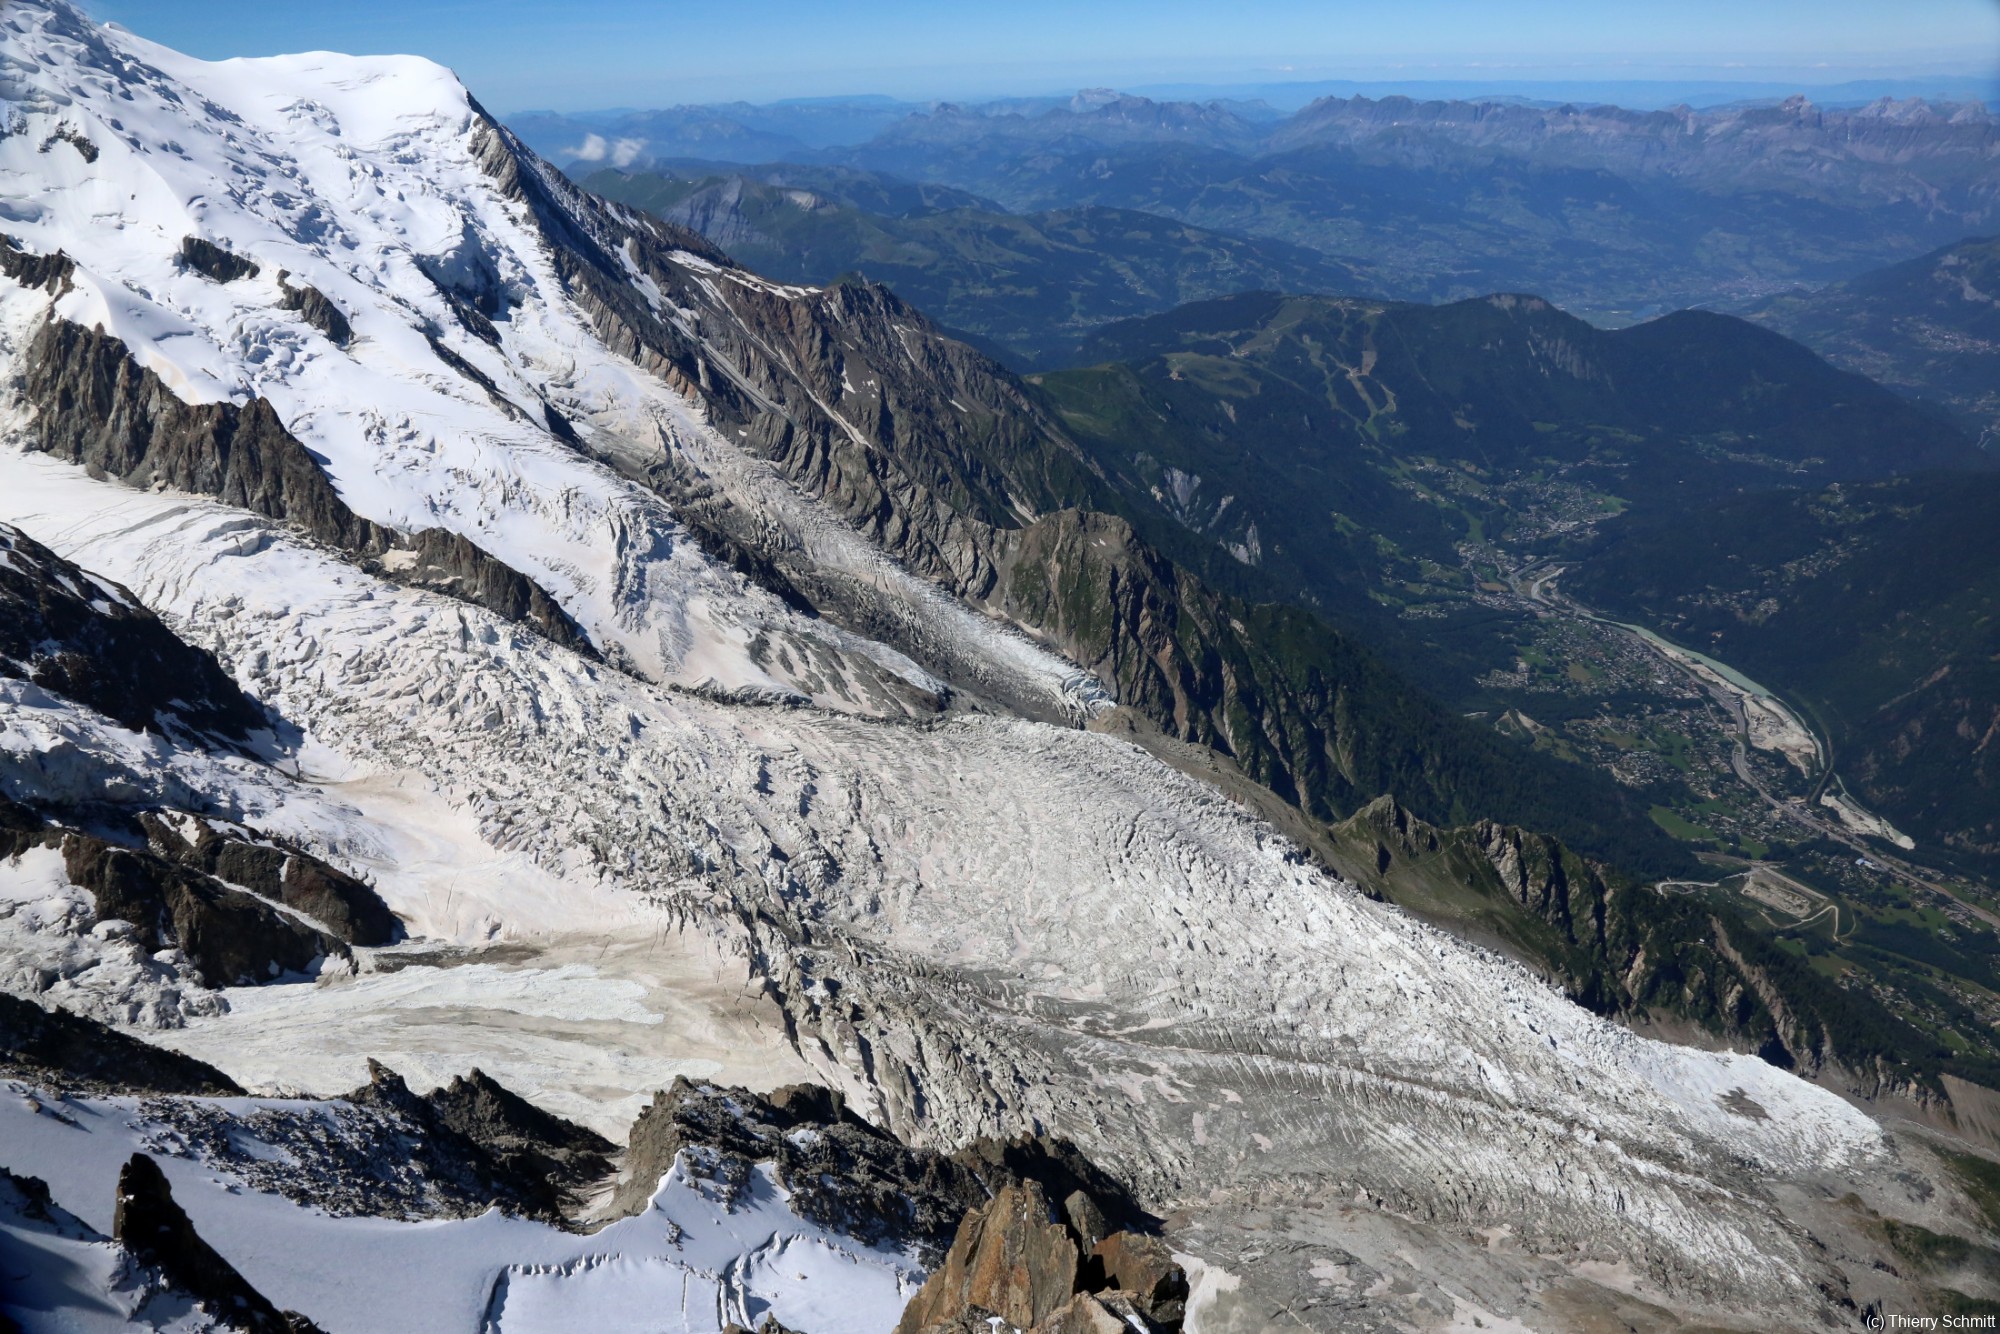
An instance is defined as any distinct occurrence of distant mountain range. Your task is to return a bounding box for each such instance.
[580,164,1364,365]
[1750,234,2000,438]
[538,90,2000,353]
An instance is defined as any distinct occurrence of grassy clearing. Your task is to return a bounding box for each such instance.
[1650,805,1721,842]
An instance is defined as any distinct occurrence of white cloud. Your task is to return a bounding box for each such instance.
[610,137,647,168]
[565,132,609,162]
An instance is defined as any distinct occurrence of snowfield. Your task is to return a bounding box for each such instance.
[0,1083,921,1334]
[0,0,1097,722]
[0,2,1927,1328]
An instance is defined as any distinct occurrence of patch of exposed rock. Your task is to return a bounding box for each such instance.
[139,812,397,946]
[613,1078,1149,1266]
[0,231,74,292]
[423,1066,617,1216]
[0,520,265,741]
[896,1180,1188,1334]
[276,271,351,345]
[177,235,259,283]
[113,1153,322,1333]
[0,991,241,1094]
[338,1060,612,1223]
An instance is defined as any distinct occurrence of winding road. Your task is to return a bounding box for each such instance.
[1509,562,1998,925]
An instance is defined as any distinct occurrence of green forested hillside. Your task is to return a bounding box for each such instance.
[1032,291,1981,690]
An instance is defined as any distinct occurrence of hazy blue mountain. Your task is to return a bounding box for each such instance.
[1749,234,2000,439]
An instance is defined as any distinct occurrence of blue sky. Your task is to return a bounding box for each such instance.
[93,0,2000,111]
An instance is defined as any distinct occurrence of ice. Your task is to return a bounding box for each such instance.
[0,443,1886,1303]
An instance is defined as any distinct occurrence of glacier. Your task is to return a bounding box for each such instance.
[0,2,1979,1329]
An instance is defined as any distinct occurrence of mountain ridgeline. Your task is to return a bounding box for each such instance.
[579,164,1365,367]
[477,142,1697,874]
[1750,233,2000,437]
[1028,291,1983,692]
[519,91,2000,340]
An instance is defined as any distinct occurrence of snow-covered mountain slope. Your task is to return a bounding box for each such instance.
[0,0,1098,721]
[0,3,1992,1329]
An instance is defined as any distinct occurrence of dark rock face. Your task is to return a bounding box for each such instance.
[613,1078,1151,1267]
[177,236,259,283]
[423,1067,616,1215]
[61,834,346,987]
[18,314,594,657]
[0,522,265,740]
[23,316,384,550]
[0,992,241,1095]
[139,813,398,947]
[276,274,352,345]
[341,1061,612,1224]
[611,1075,985,1253]
[722,1318,806,1334]
[113,1153,323,1334]
[0,232,75,292]
[377,528,594,657]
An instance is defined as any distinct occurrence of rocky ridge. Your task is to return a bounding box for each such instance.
[1330,797,1947,1104]
[19,312,596,657]
[613,1078,1147,1266]
[896,1180,1189,1334]
[112,1153,323,1333]
[0,520,263,742]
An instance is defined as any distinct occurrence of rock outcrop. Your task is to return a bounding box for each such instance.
[59,832,345,988]
[0,992,241,1094]
[139,813,398,947]
[424,1066,617,1215]
[0,521,265,740]
[276,272,352,345]
[113,1153,323,1333]
[1,795,359,992]
[613,1078,1150,1266]
[0,231,74,292]
[895,1180,1187,1334]
[343,1060,614,1224]
[177,235,259,283]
